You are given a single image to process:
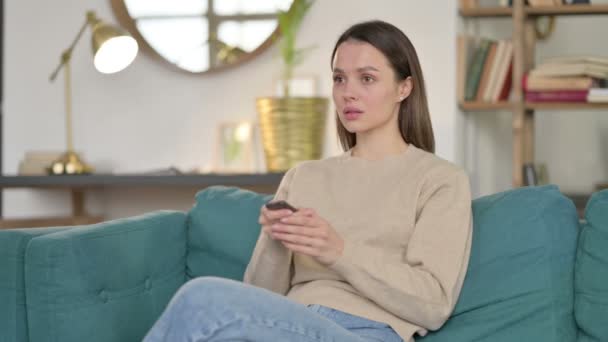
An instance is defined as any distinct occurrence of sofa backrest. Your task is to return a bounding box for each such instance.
[0,227,71,342]
[23,211,187,342]
[575,189,608,342]
[186,186,272,281]
[187,185,582,342]
[419,185,580,342]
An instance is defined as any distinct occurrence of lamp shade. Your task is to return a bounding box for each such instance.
[91,23,138,74]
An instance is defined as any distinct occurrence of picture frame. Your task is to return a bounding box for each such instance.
[213,121,257,173]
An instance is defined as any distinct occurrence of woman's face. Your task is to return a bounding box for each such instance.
[332,40,411,135]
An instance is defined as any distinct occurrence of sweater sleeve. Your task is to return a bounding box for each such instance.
[328,169,472,331]
[243,167,297,294]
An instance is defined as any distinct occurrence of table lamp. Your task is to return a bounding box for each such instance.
[48,11,138,175]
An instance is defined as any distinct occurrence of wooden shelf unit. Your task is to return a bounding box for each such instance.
[526,4,608,16]
[459,6,512,17]
[460,101,608,111]
[525,102,608,110]
[459,1,608,187]
[459,101,513,111]
[460,4,608,17]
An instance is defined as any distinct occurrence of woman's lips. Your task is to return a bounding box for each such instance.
[345,112,362,120]
[343,108,363,121]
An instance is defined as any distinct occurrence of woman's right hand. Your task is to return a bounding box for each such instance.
[259,206,294,238]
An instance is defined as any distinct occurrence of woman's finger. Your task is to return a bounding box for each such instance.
[281,241,318,256]
[299,208,317,217]
[271,223,325,237]
[279,213,317,227]
[272,231,319,247]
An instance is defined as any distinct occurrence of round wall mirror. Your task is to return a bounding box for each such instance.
[110,0,294,74]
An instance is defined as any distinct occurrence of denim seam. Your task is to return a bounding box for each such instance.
[192,315,334,342]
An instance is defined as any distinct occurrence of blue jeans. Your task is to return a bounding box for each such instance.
[143,277,403,342]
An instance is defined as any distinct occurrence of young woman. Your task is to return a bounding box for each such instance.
[144,20,472,342]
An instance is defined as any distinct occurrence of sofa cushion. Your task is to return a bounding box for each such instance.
[419,185,579,342]
[187,186,272,281]
[25,211,187,342]
[0,227,71,342]
[575,189,608,342]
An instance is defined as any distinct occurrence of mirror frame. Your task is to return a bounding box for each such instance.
[109,0,284,75]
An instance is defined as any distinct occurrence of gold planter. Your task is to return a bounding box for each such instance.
[256,97,328,172]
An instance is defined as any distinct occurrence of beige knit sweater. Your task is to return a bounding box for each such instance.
[243,144,472,342]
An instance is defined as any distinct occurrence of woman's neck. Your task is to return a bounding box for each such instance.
[350,108,409,161]
[351,137,409,161]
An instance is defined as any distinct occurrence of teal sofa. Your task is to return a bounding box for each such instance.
[1,185,606,342]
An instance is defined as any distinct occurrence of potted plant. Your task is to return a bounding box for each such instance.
[256,0,328,172]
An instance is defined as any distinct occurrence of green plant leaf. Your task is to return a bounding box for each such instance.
[292,44,317,67]
[276,0,315,94]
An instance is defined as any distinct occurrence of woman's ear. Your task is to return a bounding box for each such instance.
[398,76,413,102]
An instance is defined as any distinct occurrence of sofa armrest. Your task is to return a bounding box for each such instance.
[0,227,72,342]
[576,190,608,342]
[24,211,187,342]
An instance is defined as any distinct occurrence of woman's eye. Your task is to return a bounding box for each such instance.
[333,75,344,83]
[362,76,374,83]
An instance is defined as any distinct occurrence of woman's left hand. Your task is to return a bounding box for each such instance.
[270,208,344,266]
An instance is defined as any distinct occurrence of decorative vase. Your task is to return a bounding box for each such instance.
[256,97,328,172]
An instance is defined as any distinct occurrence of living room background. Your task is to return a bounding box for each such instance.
[2,0,607,220]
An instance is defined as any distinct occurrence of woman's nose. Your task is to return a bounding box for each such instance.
[341,82,358,101]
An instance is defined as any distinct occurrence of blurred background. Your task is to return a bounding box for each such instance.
[2,0,607,223]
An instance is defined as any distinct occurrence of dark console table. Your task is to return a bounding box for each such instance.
[0,173,283,228]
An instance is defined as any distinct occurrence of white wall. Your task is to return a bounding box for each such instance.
[3,0,460,219]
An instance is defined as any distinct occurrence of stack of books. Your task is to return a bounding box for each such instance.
[499,0,590,6]
[18,151,63,175]
[458,36,514,103]
[525,56,608,102]
[527,0,562,6]
[465,0,590,9]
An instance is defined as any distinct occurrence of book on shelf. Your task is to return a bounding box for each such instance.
[525,89,589,102]
[500,0,532,6]
[530,62,608,79]
[481,41,504,101]
[18,151,63,175]
[460,35,513,103]
[465,39,492,101]
[489,41,513,102]
[523,74,606,91]
[588,88,608,102]
[489,0,588,8]
[475,41,499,101]
[562,0,591,5]
[457,35,476,102]
[528,0,561,6]
[528,0,590,5]
[543,55,608,67]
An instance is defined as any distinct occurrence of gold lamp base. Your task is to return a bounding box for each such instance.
[47,151,94,175]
